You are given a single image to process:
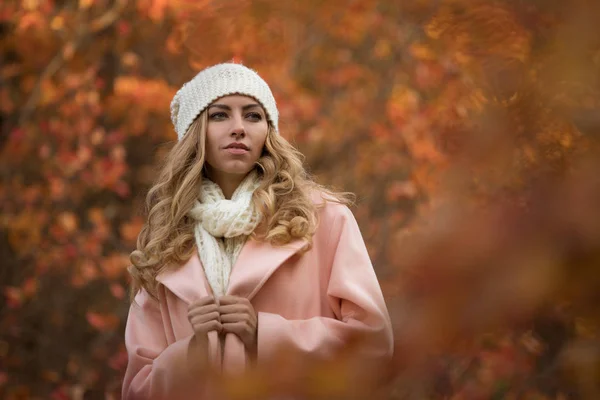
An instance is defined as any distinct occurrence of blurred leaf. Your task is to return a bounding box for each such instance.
[86,311,119,332]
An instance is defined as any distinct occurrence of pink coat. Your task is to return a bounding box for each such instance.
[122,200,393,399]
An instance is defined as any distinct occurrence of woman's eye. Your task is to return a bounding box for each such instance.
[209,112,227,120]
[246,112,262,121]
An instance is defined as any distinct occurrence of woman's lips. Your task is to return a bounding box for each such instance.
[224,147,249,155]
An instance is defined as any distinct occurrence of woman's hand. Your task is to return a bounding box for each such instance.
[218,296,258,354]
[187,296,222,344]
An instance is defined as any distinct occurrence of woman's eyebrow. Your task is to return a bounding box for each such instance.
[209,103,262,111]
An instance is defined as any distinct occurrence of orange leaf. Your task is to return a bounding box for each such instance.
[22,278,38,297]
[120,217,144,243]
[386,181,418,202]
[57,212,78,234]
[101,253,128,279]
[86,312,119,332]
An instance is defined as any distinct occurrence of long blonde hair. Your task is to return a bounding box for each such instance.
[129,111,352,299]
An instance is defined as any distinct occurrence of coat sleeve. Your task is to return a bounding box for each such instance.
[256,204,394,364]
[122,288,210,400]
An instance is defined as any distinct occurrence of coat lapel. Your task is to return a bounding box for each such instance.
[156,253,212,304]
[156,236,308,303]
[156,254,223,370]
[227,236,308,300]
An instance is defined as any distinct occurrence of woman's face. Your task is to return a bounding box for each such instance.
[204,94,268,180]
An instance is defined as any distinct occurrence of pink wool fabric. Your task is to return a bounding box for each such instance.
[122,195,394,400]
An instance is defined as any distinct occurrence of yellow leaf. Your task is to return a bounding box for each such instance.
[410,43,436,61]
[373,39,392,60]
[24,0,40,11]
[50,16,64,30]
[79,0,94,10]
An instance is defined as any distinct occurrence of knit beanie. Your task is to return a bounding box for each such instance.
[170,63,279,140]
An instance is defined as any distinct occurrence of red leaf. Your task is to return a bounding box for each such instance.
[4,287,23,309]
[110,283,125,300]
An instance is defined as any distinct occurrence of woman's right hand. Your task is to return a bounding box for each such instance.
[187,296,222,342]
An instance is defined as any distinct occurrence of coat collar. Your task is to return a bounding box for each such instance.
[155,253,209,304]
[156,236,308,304]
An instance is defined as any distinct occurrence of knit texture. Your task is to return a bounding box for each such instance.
[187,171,261,296]
[170,63,279,140]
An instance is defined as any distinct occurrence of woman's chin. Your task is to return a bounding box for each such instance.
[219,163,256,177]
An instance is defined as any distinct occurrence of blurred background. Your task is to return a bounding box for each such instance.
[1,0,599,398]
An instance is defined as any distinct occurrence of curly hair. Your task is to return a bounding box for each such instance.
[129,110,352,300]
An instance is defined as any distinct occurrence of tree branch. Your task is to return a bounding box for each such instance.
[18,0,128,127]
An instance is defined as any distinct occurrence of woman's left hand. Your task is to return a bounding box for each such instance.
[218,295,258,354]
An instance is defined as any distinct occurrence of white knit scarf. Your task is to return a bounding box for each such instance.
[187,171,261,296]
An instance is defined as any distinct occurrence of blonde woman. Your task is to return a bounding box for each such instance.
[122,63,393,399]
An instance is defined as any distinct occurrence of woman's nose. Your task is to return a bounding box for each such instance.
[230,114,246,137]
[230,127,245,138]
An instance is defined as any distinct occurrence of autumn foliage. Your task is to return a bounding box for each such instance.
[1,0,599,398]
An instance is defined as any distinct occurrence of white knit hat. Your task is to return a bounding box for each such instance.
[170,63,279,140]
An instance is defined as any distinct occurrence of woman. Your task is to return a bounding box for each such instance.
[122,63,393,399]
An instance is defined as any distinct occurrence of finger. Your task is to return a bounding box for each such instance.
[220,313,251,324]
[197,295,217,306]
[188,304,219,318]
[188,296,216,311]
[221,321,247,336]
[218,296,248,306]
[194,320,222,334]
[222,322,256,343]
[218,304,247,315]
[190,311,221,325]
